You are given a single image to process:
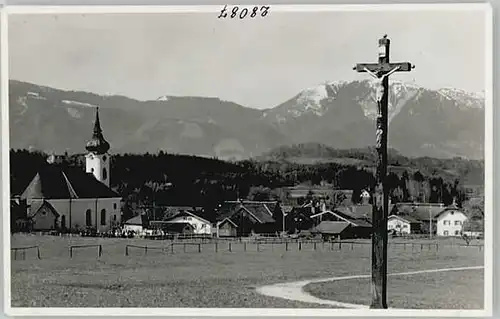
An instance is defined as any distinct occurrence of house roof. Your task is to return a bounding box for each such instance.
[163,222,194,233]
[313,221,350,234]
[20,164,120,200]
[28,200,59,218]
[311,209,372,227]
[334,206,372,227]
[388,214,421,224]
[164,210,211,224]
[124,215,144,226]
[217,217,238,228]
[216,201,276,224]
[391,203,446,221]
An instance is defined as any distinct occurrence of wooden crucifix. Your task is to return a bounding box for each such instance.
[354,35,414,309]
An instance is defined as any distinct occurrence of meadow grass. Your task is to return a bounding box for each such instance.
[10,234,484,308]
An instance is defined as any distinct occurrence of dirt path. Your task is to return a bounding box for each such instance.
[256,266,484,309]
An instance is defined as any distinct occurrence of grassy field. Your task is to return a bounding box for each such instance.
[10,234,484,308]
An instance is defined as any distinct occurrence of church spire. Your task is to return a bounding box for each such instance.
[93,107,103,136]
[85,107,110,155]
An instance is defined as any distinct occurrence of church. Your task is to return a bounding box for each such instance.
[20,108,122,232]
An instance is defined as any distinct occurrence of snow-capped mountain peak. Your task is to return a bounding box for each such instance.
[157,95,170,102]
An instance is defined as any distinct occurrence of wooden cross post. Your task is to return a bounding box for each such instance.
[354,35,414,309]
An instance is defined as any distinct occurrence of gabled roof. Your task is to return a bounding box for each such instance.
[312,221,350,234]
[334,206,372,227]
[164,222,194,233]
[388,214,421,224]
[164,210,211,224]
[391,202,446,221]
[217,217,238,228]
[311,209,372,227]
[124,215,144,226]
[216,201,276,224]
[28,200,59,218]
[20,164,120,200]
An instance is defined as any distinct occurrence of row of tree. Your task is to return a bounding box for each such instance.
[10,149,482,217]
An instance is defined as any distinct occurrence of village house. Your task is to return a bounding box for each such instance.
[310,206,372,239]
[215,217,238,237]
[162,209,212,235]
[387,214,422,235]
[214,200,283,237]
[123,214,148,233]
[435,205,468,237]
[18,108,122,233]
[390,202,467,237]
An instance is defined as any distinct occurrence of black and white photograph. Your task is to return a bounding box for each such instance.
[3,4,493,316]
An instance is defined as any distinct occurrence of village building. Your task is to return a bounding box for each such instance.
[19,108,122,233]
[215,217,238,237]
[214,200,283,236]
[161,209,212,235]
[435,205,468,237]
[310,207,372,239]
[123,214,148,233]
[387,215,421,235]
[390,202,467,237]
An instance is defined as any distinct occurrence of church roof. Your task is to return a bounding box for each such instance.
[20,164,120,200]
[85,108,110,155]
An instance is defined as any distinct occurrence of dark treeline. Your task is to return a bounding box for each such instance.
[10,149,482,217]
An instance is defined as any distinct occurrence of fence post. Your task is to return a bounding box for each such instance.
[351,242,354,250]
[99,245,102,258]
[184,243,186,253]
[70,247,73,258]
[171,244,174,254]
[198,244,201,253]
[244,242,247,252]
[37,247,41,260]
[314,242,317,251]
[125,246,129,256]
[420,244,423,251]
[145,246,148,255]
[215,242,218,253]
[229,242,232,252]
[436,243,439,252]
[298,242,302,251]
[339,239,342,250]
[14,249,17,261]
[257,242,260,252]
[286,242,289,251]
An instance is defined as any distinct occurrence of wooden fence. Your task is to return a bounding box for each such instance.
[11,245,41,260]
[69,244,103,258]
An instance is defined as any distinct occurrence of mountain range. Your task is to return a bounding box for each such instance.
[9,79,485,160]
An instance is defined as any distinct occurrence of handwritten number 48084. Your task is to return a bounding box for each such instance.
[218,5,270,19]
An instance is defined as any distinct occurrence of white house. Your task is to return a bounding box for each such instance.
[387,215,421,234]
[435,207,468,237]
[20,108,122,233]
[123,215,145,233]
[163,210,212,235]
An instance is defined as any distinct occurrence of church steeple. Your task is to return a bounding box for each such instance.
[85,107,110,155]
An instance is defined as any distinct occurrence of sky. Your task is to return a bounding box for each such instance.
[9,9,487,109]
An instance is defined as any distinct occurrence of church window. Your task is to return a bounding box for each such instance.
[100,209,106,225]
[86,209,92,226]
[113,203,117,210]
[102,168,107,180]
[103,155,107,162]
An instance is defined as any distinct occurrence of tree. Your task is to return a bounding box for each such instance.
[247,186,273,201]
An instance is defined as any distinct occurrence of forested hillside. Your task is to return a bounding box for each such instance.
[11,147,483,219]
